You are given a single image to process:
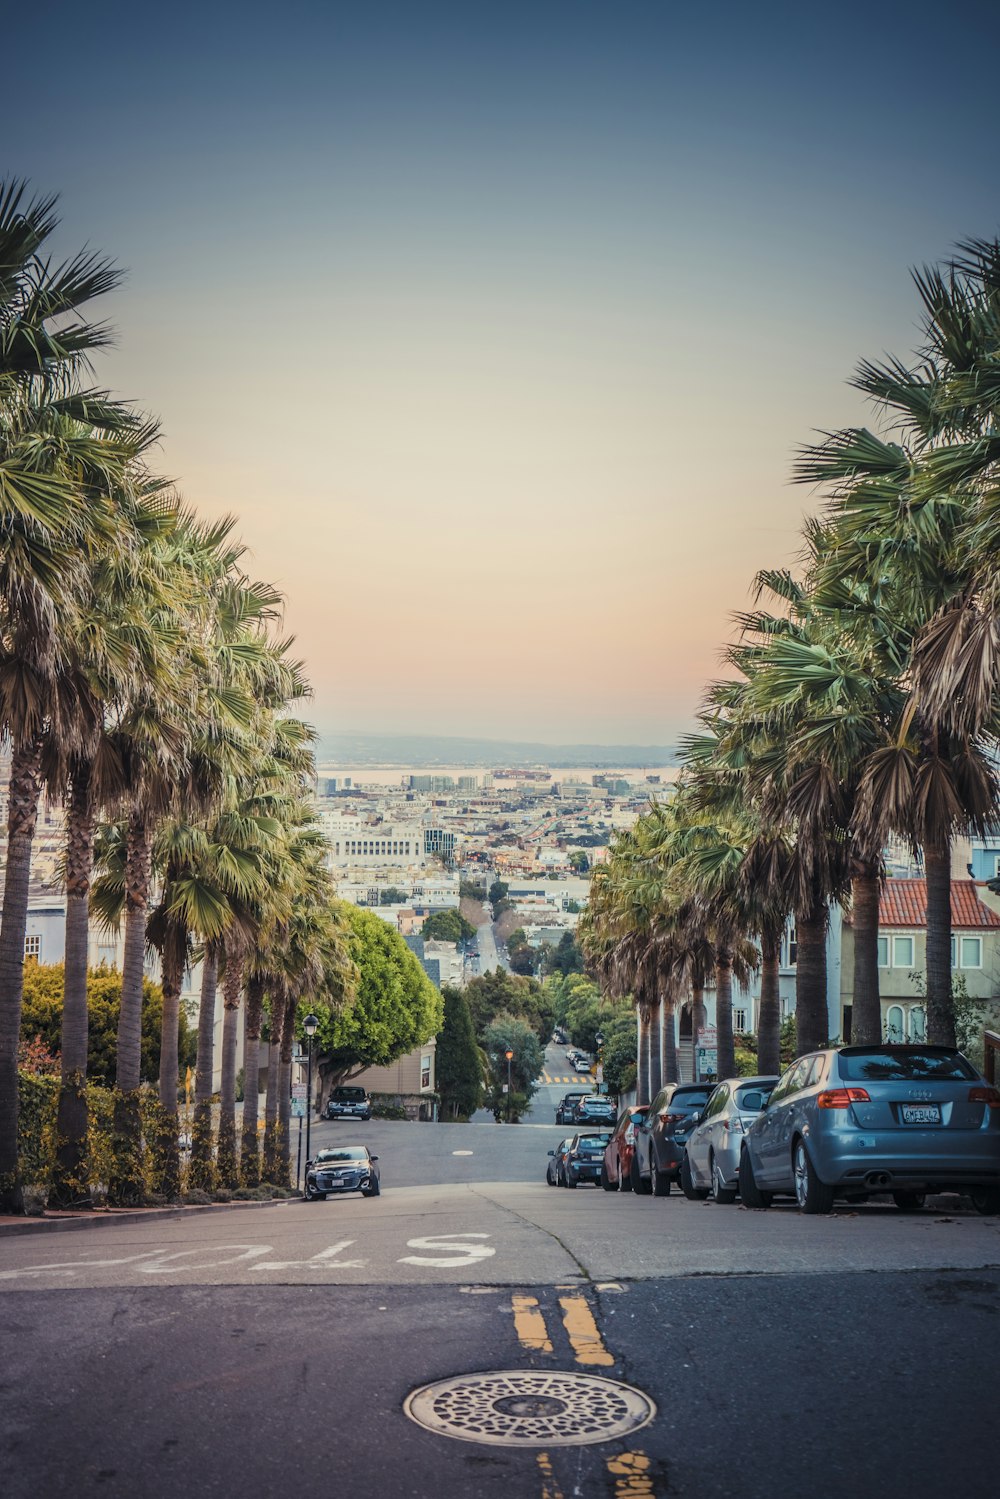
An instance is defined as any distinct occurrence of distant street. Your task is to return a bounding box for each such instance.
[475,917,502,973]
[4,1047,1000,1498]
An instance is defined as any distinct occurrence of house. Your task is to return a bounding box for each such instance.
[840,878,1000,1043]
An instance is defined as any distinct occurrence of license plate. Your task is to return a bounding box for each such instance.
[901,1104,941,1125]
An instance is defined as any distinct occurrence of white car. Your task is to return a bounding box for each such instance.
[683,1075,778,1203]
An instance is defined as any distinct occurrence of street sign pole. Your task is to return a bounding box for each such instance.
[296,1114,303,1192]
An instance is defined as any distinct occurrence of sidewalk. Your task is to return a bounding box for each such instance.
[0,1196,290,1239]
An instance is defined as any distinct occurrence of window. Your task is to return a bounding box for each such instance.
[420,1055,432,1089]
[892,936,914,968]
[24,934,41,960]
[706,1085,729,1117]
[784,923,797,967]
[960,936,983,969]
[886,1005,905,1042]
[877,936,889,967]
[910,1006,926,1041]
[733,1008,747,1033]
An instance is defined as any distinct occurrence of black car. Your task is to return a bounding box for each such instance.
[305,1146,380,1200]
[546,1137,574,1185]
[633,1082,714,1195]
[555,1090,590,1124]
[559,1131,613,1188]
[324,1086,373,1121]
[574,1095,617,1126]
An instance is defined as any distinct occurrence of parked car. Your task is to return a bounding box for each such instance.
[546,1137,575,1185]
[575,1057,593,1074]
[574,1095,617,1126]
[555,1090,591,1124]
[324,1086,373,1121]
[601,1105,648,1192]
[559,1131,613,1187]
[305,1145,380,1200]
[737,1044,1000,1216]
[683,1075,779,1203]
[633,1081,714,1195]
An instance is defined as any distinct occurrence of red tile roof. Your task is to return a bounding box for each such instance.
[879,878,1000,930]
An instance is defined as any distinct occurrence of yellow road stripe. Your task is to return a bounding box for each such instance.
[512,1294,553,1353]
[537,1451,564,1499]
[607,1452,655,1496]
[558,1295,614,1367]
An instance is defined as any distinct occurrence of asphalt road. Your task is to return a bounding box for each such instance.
[4,1044,999,1498]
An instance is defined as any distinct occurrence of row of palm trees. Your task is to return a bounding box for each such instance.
[581,236,1000,1099]
[0,181,349,1212]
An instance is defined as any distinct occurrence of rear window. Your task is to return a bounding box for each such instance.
[837,1047,978,1083]
[576,1135,608,1150]
[675,1089,711,1109]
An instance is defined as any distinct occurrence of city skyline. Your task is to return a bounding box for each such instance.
[6,0,1000,742]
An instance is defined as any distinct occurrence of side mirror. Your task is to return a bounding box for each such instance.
[370,1155,379,1162]
[547,1149,555,1156]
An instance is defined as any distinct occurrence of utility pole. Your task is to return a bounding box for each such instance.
[505,1048,514,1124]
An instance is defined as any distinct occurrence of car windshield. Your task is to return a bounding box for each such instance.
[333,1089,366,1100]
[838,1047,977,1082]
[316,1148,368,1162]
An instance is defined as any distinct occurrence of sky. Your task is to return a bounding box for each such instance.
[6,1,1000,746]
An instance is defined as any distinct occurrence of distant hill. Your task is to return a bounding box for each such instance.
[316,731,679,768]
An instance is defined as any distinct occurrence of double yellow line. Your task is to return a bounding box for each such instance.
[510,1292,657,1497]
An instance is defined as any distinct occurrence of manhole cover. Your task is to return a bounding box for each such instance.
[403,1370,655,1447]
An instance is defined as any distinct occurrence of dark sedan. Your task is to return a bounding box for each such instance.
[546,1137,574,1185]
[324,1086,373,1121]
[305,1146,380,1200]
[633,1082,713,1195]
[574,1095,617,1127]
[559,1131,612,1188]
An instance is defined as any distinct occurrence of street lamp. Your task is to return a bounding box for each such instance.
[595,1032,604,1094]
[505,1048,514,1124]
[304,1012,319,1171]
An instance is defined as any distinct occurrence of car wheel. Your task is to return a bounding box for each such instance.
[792,1138,834,1215]
[680,1154,710,1201]
[557,1167,567,1188]
[617,1159,632,1193]
[651,1158,671,1198]
[970,1186,1000,1216]
[363,1178,381,1198]
[565,1171,577,1188]
[711,1155,738,1206]
[737,1147,771,1209]
[631,1153,651,1196]
[891,1191,925,1213]
[601,1163,616,1192]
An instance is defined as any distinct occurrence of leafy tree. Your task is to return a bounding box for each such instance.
[315,905,442,1089]
[464,969,554,1045]
[422,909,476,944]
[568,851,590,873]
[489,879,509,908]
[481,1011,543,1119]
[19,963,193,1089]
[549,931,584,977]
[436,986,483,1119]
[379,887,409,905]
[509,944,537,976]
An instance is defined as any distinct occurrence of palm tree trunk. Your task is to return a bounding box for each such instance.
[189,944,219,1192]
[663,1002,678,1084]
[716,949,735,1079]
[240,975,265,1186]
[217,944,243,1189]
[110,809,152,1205]
[757,925,782,1076]
[795,891,828,1055]
[636,1002,650,1102]
[262,1033,281,1183]
[152,937,186,1200]
[0,739,44,1212]
[277,994,296,1189]
[648,997,663,1098]
[52,765,94,1208]
[691,980,706,1082]
[924,836,955,1046]
[851,859,882,1045]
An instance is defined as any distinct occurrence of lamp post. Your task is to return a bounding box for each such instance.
[595,1031,604,1095]
[304,1012,318,1170]
[505,1048,514,1124]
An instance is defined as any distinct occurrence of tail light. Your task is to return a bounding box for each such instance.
[660,1112,686,1125]
[816,1088,871,1109]
[969,1087,1000,1109]
[723,1116,745,1134]
[624,1126,635,1145]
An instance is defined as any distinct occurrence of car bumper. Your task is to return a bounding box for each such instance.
[326,1109,371,1120]
[811,1129,1000,1191]
[312,1173,370,1192]
[568,1163,603,1182]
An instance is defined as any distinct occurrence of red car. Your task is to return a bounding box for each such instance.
[601,1106,648,1192]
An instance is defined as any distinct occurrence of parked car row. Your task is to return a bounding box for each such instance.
[548,1046,1000,1216]
[555,1090,616,1126]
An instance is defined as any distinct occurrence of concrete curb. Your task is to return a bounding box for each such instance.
[0,1196,295,1238]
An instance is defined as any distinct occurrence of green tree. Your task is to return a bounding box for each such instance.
[315,904,442,1091]
[568,851,590,873]
[481,1012,543,1120]
[379,887,409,905]
[464,970,554,1046]
[422,909,475,944]
[489,879,509,908]
[436,986,483,1119]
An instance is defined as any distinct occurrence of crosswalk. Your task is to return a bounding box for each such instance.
[542,1074,591,1085]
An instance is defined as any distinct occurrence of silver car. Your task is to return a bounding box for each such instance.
[738,1044,1000,1215]
[683,1075,778,1203]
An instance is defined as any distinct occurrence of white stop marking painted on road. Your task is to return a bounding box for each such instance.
[398,1233,495,1268]
[452,1150,474,1156]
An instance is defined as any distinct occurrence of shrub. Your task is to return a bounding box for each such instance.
[181,1189,213,1206]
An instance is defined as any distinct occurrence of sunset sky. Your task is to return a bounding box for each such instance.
[7,1,1000,746]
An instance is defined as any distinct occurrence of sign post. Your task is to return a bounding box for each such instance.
[292,1083,307,1191]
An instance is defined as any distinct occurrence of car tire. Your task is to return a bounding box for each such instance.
[631,1153,651,1196]
[601,1163,616,1192]
[565,1172,577,1188]
[738,1147,771,1209]
[651,1158,670,1197]
[557,1167,567,1188]
[711,1155,738,1206]
[680,1154,710,1201]
[617,1160,632,1193]
[891,1191,925,1213]
[792,1138,834,1215]
[363,1178,381,1198]
[970,1186,1000,1216]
